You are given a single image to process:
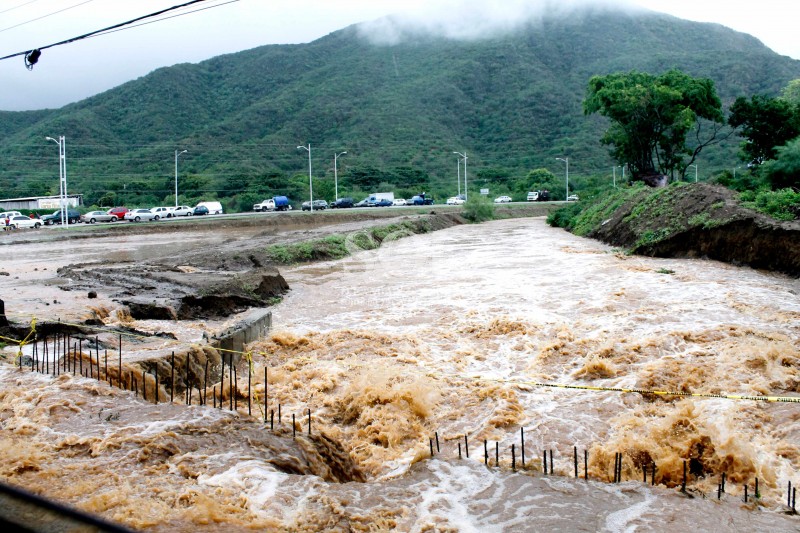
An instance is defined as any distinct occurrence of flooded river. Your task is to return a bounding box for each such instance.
[1,216,799,531]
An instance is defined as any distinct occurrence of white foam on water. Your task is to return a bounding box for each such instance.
[603,488,655,533]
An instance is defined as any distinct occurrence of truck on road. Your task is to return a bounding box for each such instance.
[367,192,394,204]
[253,196,290,212]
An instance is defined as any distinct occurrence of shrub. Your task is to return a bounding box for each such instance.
[462,195,495,223]
[741,188,800,221]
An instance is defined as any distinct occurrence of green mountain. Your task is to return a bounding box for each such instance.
[1,7,799,209]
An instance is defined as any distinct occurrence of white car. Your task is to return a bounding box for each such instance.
[567,194,580,202]
[494,196,512,203]
[392,198,407,206]
[446,197,465,205]
[171,205,194,217]
[7,215,41,229]
[150,206,173,218]
[125,208,159,222]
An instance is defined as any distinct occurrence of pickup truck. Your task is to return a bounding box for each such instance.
[42,209,81,225]
[253,196,290,212]
[410,195,434,206]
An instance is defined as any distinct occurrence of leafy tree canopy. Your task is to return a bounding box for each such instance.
[728,94,800,166]
[760,138,800,190]
[584,69,724,182]
[781,79,800,106]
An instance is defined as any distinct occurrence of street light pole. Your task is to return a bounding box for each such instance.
[613,165,621,188]
[556,157,569,200]
[456,157,461,197]
[334,151,346,201]
[175,149,187,208]
[454,151,468,200]
[297,144,313,212]
[46,136,67,225]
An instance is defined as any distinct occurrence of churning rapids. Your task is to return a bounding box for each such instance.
[1,216,799,531]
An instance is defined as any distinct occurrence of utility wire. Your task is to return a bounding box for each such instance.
[87,0,240,40]
[0,0,95,34]
[0,0,44,16]
[0,0,234,64]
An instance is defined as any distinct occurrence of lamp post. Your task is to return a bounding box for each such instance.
[456,156,461,197]
[613,165,621,188]
[297,144,313,211]
[556,157,569,201]
[334,151,346,201]
[688,164,698,183]
[45,136,67,225]
[174,149,187,208]
[454,151,467,200]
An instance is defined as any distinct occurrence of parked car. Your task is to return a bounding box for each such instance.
[196,201,223,215]
[567,194,580,202]
[192,205,209,216]
[124,208,158,222]
[42,209,81,225]
[107,207,129,220]
[410,195,434,205]
[150,206,173,218]
[354,199,371,208]
[171,205,194,217]
[8,215,41,229]
[374,198,393,207]
[392,198,407,206]
[81,210,118,223]
[301,200,328,211]
[0,211,23,220]
[494,195,512,203]
[330,197,354,209]
[446,197,465,205]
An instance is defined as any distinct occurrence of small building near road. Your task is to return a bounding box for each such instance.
[0,195,82,211]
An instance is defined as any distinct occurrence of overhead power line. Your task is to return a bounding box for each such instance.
[0,0,96,34]
[0,0,239,68]
[0,0,45,16]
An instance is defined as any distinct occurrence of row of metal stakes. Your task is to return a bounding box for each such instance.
[13,332,798,513]
[17,332,314,440]
[429,429,797,513]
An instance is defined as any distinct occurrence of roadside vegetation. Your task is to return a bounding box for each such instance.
[462,195,496,223]
[266,219,432,264]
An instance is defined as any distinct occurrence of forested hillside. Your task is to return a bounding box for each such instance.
[1,7,799,210]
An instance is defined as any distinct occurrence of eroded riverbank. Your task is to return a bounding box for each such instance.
[1,214,799,530]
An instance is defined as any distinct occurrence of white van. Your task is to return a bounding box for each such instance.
[196,201,223,215]
[0,211,23,219]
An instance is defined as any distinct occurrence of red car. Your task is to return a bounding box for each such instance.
[107,207,128,220]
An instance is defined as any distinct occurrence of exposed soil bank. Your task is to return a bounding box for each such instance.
[584,184,800,276]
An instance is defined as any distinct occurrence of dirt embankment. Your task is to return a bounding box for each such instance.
[52,211,474,322]
[586,184,800,276]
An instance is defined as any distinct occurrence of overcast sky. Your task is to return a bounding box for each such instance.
[1,0,798,111]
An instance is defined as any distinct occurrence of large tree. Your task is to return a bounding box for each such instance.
[728,94,800,167]
[760,138,800,190]
[583,69,725,183]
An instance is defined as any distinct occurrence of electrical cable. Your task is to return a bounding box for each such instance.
[0,0,96,34]
[0,0,44,16]
[88,0,241,40]
[0,0,238,66]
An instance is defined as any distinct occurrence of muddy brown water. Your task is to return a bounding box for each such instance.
[1,214,799,531]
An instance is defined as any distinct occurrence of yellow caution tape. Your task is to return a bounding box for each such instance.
[4,312,798,404]
[468,376,800,404]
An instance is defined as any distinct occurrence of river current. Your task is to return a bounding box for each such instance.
[1,216,798,531]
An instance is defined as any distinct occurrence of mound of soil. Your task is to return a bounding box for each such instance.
[588,184,800,276]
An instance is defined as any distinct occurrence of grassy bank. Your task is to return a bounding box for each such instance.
[266,218,437,264]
